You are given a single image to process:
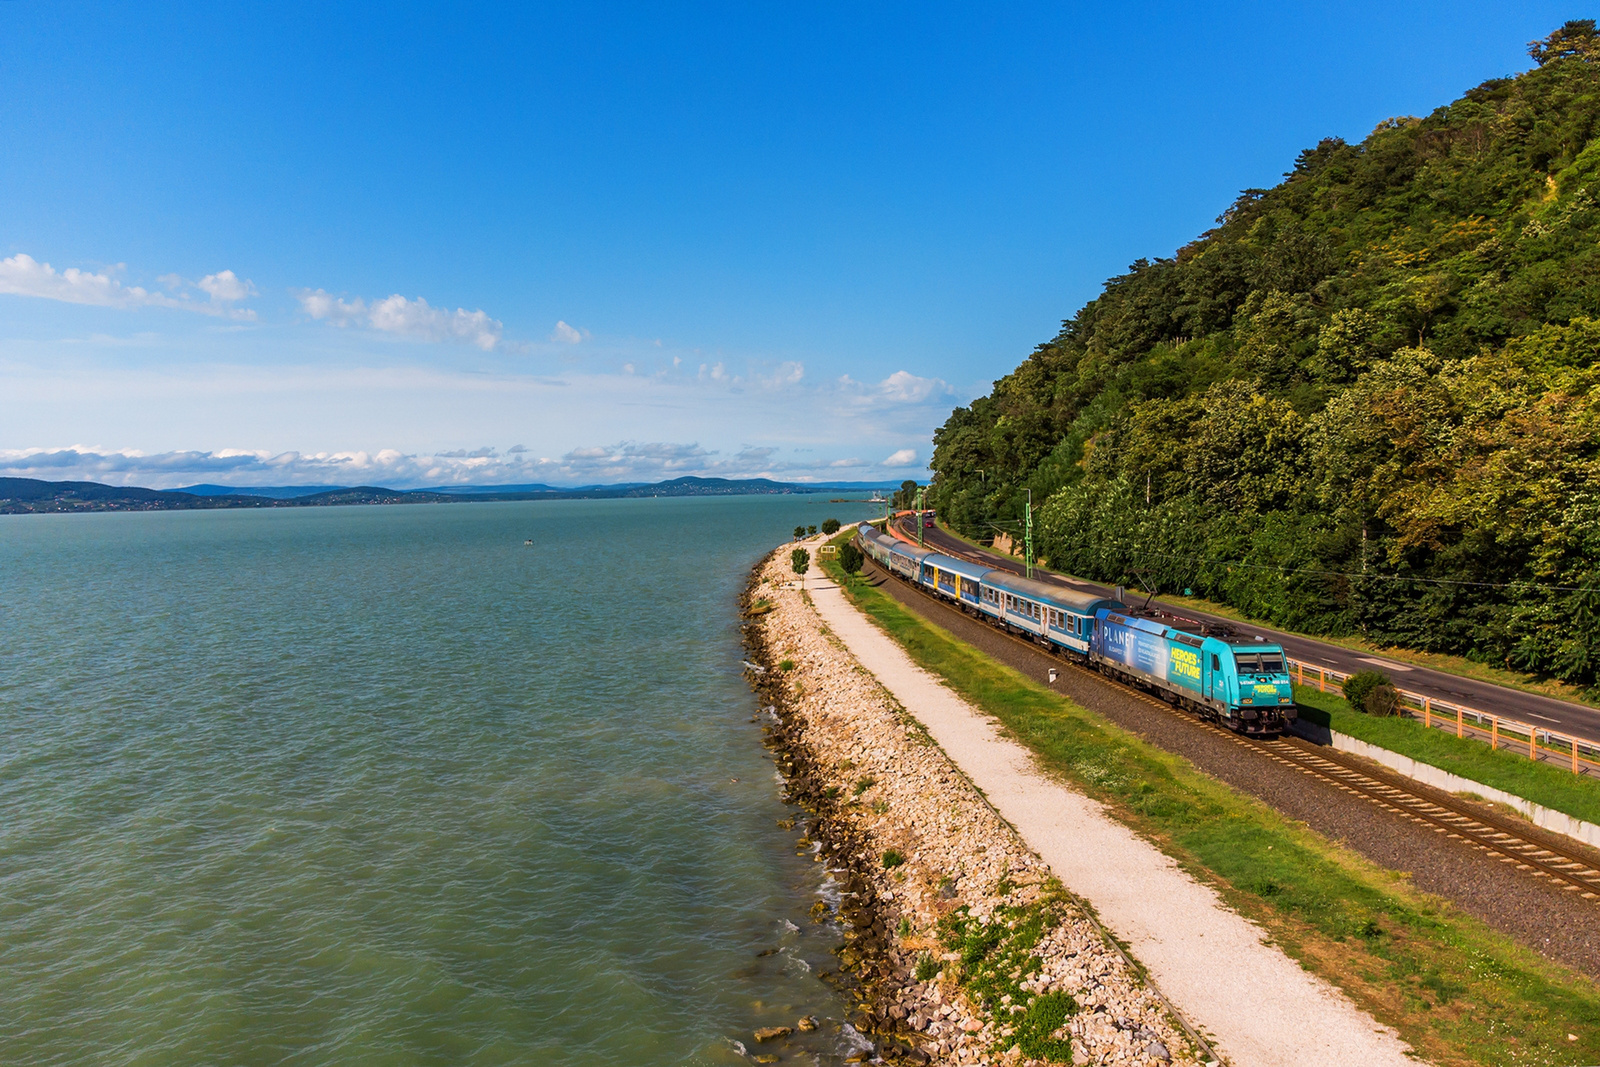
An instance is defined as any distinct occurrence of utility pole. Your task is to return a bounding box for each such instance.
[916,486,926,547]
[1024,488,1033,579]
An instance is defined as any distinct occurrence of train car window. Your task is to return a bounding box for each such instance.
[1211,654,1220,671]
[1235,653,1261,674]
[1260,653,1285,673]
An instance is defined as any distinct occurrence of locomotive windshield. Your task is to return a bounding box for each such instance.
[1234,651,1287,675]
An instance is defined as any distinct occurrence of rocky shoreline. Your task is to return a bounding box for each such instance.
[741,544,1204,1067]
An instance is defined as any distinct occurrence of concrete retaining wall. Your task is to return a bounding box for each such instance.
[1291,720,1600,851]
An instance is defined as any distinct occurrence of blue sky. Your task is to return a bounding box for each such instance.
[0,2,1575,487]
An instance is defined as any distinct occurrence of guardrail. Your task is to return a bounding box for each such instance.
[1290,658,1600,780]
[873,519,1600,781]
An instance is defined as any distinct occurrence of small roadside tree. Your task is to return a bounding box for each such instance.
[1364,683,1401,717]
[821,518,841,535]
[838,541,863,576]
[793,525,806,540]
[1341,670,1392,714]
[807,525,818,536]
[790,547,810,576]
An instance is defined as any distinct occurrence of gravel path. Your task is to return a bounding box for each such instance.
[751,547,1197,1066]
[801,565,1420,1067]
[860,562,1600,978]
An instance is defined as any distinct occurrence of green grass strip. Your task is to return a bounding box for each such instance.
[819,544,1600,1067]
[1293,688,1600,827]
[931,518,1600,711]
[855,528,1600,831]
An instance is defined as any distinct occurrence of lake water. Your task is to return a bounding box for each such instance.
[0,495,880,1065]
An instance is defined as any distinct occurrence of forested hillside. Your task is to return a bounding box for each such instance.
[929,22,1600,689]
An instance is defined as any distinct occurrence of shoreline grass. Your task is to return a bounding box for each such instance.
[818,540,1600,1067]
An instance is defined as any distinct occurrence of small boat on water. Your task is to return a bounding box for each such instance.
[524,539,534,546]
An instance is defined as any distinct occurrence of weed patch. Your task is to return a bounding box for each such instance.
[939,899,1078,1060]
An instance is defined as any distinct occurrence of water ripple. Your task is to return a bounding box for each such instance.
[0,497,877,1064]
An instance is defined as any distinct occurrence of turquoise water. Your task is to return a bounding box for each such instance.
[0,496,878,1065]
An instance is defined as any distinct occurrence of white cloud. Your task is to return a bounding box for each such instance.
[0,253,256,319]
[196,270,255,303]
[876,370,948,404]
[550,320,584,344]
[884,448,918,467]
[832,370,954,408]
[297,289,503,350]
[773,361,804,385]
[829,457,865,467]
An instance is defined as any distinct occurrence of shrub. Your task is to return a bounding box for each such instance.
[821,518,841,535]
[790,548,810,576]
[1365,683,1401,717]
[1341,669,1391,713]
[913,951,939,982]
[838,541,864,575]
[882,848,906,868]
[778,658,795,671]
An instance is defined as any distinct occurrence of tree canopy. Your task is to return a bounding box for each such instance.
[929,28,1600,690]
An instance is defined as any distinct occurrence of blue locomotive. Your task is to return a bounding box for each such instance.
[854,523,1296,734]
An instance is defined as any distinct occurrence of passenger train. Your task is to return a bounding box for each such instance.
[855,522,1297,734]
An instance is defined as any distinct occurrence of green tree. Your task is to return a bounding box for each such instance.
[838,540,863,575]
[821,518,841,535]
[790,548,810,576]
[1529,19,1600,66]
[807,525,817,536]
[793,525,805,540]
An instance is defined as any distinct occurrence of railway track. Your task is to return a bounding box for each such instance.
[861,559,1600,904]
[1222,726,1600,898]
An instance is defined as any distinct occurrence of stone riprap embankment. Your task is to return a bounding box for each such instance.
[744,546,1199,1067]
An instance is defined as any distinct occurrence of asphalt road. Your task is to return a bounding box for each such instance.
[860,560,1600,977]
[893,517,1600,748]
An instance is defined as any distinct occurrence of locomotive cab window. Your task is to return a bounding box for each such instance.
[1260,653,1285,674]
[1211,654,1221,671]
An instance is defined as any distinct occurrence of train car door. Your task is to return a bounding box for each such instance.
[1207,650,1229,707]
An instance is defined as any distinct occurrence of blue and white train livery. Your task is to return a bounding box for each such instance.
[853,522,1296,734]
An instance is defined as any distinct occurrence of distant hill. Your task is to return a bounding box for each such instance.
[174,484,355,499]
[0,475,895,515]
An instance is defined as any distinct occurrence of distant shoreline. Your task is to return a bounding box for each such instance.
[0,475,904,516]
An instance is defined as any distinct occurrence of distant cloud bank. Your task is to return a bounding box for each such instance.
[0,442,928,489]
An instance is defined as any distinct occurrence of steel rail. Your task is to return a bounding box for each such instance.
[857,556,1600,903]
